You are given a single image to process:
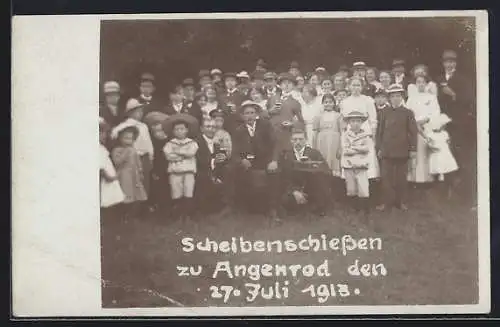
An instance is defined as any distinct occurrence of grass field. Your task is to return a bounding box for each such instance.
[100,143,479,308]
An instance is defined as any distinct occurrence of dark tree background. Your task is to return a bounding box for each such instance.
[100,17,476,102]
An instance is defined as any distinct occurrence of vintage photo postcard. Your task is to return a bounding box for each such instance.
[12,10,490,317]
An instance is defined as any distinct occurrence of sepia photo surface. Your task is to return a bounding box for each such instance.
[12,11,490,317]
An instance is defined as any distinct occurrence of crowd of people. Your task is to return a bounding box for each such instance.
[99,49,470,224]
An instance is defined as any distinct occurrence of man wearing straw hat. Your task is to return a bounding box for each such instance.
[100,81,123,128]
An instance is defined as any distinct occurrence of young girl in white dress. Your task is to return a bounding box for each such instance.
[425,113,459,181]
[406,75,441,184]
[299,84,323,146]
[340,76,380,179]
[313,93,342,177]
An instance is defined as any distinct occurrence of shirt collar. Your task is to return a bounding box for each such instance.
[227,88,237,94]
[294,145,306,155]
[445,68,456,76]
[141,94,152,101]
[203,133,213,143]
[246,120,256,129]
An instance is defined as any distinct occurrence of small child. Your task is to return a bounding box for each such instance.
[163,115,199,219]
[112,99,154,199]
[340,111,371,214]
[100,117,124,217]
[209,108,233,184]
[313,94,342,178]
[425,113,459,182]
[320,77,334,96]
[143,111,170,214]
[375,84,418,211]
[373,88,390,111]
[333,89,349,108]
[111,125,148,219]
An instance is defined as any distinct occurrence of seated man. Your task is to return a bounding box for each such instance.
[195,118,233,215]
[279,128,332,216]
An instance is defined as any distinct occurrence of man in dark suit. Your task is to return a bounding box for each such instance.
[137,72,163,115]
[218,72,248,110]
[375,84,418,211]
[195,118,233,215]
[232,101,281,221]
[436,49,474,201]
[266,73,305,164]
[263,72,282,98]
[164,84,203,124]
[279,128,331,216]
[436,50,472,149]
[391,59,409,91]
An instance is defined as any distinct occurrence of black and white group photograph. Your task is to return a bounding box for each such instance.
[93,12,484,311]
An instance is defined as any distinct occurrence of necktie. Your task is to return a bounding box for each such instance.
[247,124,255,137]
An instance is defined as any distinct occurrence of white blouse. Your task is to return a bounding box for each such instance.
[298,96,323,125]
[407,81,438,98]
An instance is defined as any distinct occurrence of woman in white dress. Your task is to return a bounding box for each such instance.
[298,84,323,146]
[406,75,441,183]
[339,76,380,179]
[407,64,438,98]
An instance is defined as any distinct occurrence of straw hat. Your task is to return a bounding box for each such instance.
[143,111,169,128]
[210,68,223,76]
[162,113,199,135]
[442,50,458,61]
[125,98,145,113]
[240,100,262,112]
[386,83,406,94]
[103,81,120,94]
[110,120,140,140]
[343,111,368,121]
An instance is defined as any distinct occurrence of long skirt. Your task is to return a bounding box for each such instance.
[407,134,433,183]
[315,129,341,177]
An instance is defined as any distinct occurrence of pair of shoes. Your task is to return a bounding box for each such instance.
[375,204,387,211]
